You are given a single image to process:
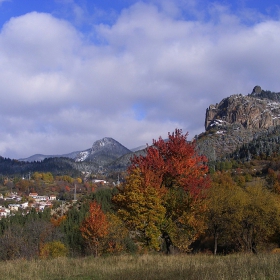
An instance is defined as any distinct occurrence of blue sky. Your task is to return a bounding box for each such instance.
[0,0,280,159]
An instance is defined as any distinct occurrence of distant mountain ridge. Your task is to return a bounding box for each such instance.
[5,86,280,176]
[7,137,136,176]
[20,137,132,163]
[19,151,81,162]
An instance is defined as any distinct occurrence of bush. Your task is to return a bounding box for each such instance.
[40,241,68,259]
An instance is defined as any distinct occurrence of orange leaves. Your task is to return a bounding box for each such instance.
[80,201,109,256]
[50,215,66,227]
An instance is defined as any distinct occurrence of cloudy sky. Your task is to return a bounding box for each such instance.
[0,0,280,159]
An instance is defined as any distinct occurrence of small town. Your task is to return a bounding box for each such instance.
[0,192,57,218]
[0,172,116,220]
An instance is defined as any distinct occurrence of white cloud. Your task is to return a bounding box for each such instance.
[1,2,280,158]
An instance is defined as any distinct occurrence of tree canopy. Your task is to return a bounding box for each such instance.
[113,129,210,252]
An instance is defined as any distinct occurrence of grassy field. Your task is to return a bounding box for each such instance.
[0,253,280,280]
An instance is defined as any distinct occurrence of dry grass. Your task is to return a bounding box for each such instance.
[0,253,280,280]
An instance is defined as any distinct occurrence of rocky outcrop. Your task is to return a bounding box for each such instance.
[205,94,280,131]
[196,126,268,160]
[199,88,280,160]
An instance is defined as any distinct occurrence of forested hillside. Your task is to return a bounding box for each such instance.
[250,89,280,102]
[0,156,98,177]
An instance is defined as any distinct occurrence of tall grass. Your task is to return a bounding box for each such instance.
[0,253,279,280]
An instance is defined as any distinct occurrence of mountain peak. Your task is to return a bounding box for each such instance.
[75,137,131,163]
[93,137,117,148]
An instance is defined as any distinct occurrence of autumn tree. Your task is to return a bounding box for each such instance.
[40,241,68,259]
[114,129,210,252]
[15,179,32,194]
[236,184,280,253]
[206,174,280,254]
[32,172,42,181]
[80,201,109,256]
[41,172,53,183]
[114,168,166,250]
[50,215,66,227]
[206,172,245,254]
[104,213,130,254]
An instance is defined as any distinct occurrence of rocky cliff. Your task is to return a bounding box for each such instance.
[198,87,280,160]
[205,92,280,131]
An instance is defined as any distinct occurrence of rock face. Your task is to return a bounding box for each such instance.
[199,88,280,160]
[196,126,268,160]
[205,94,280,131]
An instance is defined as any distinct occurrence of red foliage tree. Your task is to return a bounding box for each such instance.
[130,128,209,198]
[80,201,109,256]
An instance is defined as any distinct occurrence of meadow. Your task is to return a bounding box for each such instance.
[1,253,280,280]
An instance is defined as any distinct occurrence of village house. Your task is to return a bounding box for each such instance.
[0,207,10,218]
[8,204,20,211]
[29,193,38,198]
[8,202,29,212]
[20,202,28,209]
[36,201,52,211]
[34,196,49,202]
[92,179,108,184]
[4,193,22,201]
[29,193,56,202]
[49,195,56,200]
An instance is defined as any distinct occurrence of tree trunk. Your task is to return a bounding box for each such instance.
[214,231,218,255]
[162,231,173,254]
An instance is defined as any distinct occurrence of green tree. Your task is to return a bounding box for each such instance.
[61,203,88,256]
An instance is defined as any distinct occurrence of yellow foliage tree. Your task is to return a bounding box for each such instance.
[207,173,280,253]
[104,213,129,254]
[40,241,68,258]
[113,168,166,250]
[206,172,245,254]
[237,184,280,252]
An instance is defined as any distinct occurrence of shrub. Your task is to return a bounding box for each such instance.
[40,241,68,259]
